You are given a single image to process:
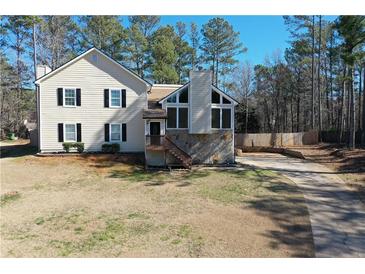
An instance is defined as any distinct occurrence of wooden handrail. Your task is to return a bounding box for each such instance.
[145,135,165,137]
[163,136,192,161]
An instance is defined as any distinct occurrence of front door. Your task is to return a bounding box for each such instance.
[150,122,161,145]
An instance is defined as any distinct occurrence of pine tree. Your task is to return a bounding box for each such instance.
[80,16,127,61]
[336,15,365,149]
[201,17,245,87]
[3,16,33,136]
[189,22,200,70]
[151,26,179,84]
[174,22,192,83]
[125,16,160,79]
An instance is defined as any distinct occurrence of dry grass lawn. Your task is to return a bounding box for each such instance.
[0,141,314,257]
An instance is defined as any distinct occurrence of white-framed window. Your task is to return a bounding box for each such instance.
[165,86,189,130]
[211,107,232,129]
[211,89,232,105]
[166,86,189,104]
[110,89,121,107]
[167,107,188,129]
[110,124,121,141]
[64,124,76,142]
[64,88,76,106]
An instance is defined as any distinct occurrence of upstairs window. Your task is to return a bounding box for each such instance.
[178,88,188,103]
[212,89,232,105]
[222,96,231,104]
[166,86,188,104]
[167,94,177,103]
[110,89,121,107]
[212,90,220,104]
[64,88,76,106]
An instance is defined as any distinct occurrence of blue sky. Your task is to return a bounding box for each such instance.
[155,15,337,66]
[159,16,290,66]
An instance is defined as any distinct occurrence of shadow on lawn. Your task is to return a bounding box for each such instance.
[0,143,37,159]
[247,194,315,257]
[234,164,316,257]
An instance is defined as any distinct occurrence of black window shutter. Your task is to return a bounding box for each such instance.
[122,89,126,108]
[58,123,64,142]
[76,88,81,106]
[122,123,127,142]
[104,89,109,107]
[104,123,110,142]
[76,123,82,142]
[57,88,63,106]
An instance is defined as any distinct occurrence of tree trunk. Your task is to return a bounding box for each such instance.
[358,67,362,131]
[296,95,300,132]
[311,15,315,130]
[32,22,37,82]
[245,92,248,134]
[213,55,218,86]
[339,66,346,143]
[362,65,365,146]
[349,67,355,150]
[318,15,322,140]
[329,30,334,129]
[325,47,330,129]
[347,75,351,132]
[290,94,294,132]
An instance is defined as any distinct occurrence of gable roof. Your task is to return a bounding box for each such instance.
[34,47,152,87]
[158,82,239,105]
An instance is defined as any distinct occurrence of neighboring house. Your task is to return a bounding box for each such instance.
[35,47,238,168]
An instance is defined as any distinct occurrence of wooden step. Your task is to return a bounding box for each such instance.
[163,136,192,169]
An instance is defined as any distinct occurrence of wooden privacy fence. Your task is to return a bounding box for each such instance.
[235,131,318,148]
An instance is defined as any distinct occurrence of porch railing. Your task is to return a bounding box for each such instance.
[145,135,165,147]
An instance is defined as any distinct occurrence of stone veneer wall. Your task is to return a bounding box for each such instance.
[166,130,234,164]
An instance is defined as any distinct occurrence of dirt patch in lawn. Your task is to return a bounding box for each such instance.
[1,144,314,257]
[292,144,365,203]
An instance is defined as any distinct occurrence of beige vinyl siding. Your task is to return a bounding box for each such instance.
[189,71,212,134]
[39,51,148,152]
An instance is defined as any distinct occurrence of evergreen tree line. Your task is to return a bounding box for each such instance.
[0,15,245,137]
[233,16,365,149]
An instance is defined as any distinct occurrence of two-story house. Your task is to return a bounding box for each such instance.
[35,47,237,168]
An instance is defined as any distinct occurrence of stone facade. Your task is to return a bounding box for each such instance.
[166,130,234,164]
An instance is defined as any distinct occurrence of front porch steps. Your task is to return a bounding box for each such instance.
[163,136,192,169]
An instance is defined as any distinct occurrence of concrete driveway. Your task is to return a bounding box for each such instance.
[236,153,365,258]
